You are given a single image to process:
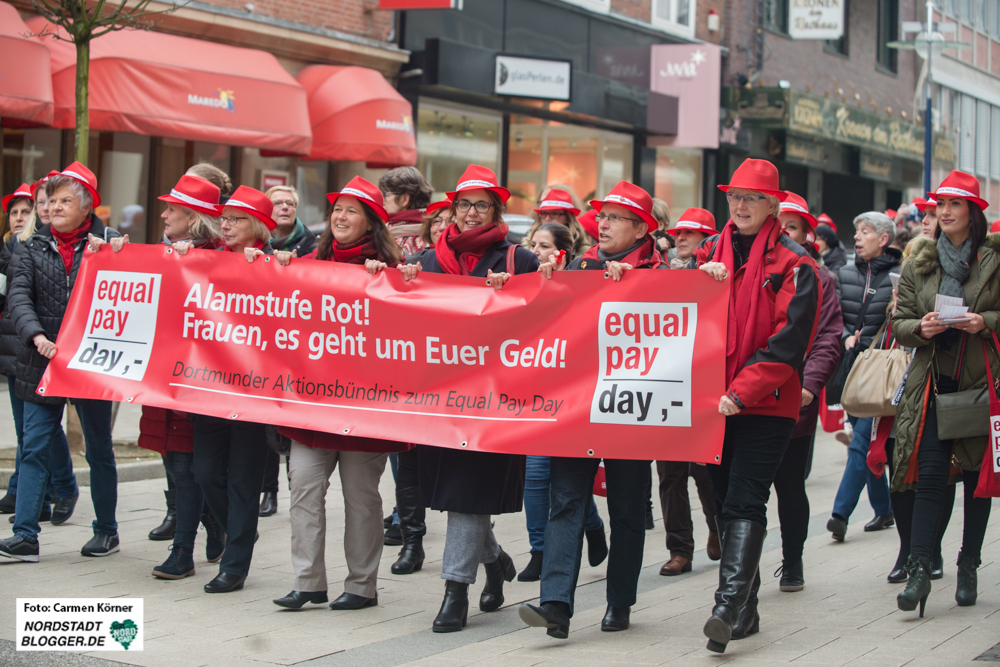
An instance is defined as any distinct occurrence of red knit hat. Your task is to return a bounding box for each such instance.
[447,165,511,204]
[225,185,276,231]
[578,209,599,238]
[58,161,101,207]
[718,159,788,200]
[327,176,389,222]
[779,191,818,230]
[669,208,716,236]
[533,189,581,216]
[817,212,836,232]
[158,175,222,216]
[589,181,657,232]
[929,170,989,210]
[30,170,59,198]
[2,183,33,214]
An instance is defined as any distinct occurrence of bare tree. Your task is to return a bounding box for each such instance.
[29,0,184,164]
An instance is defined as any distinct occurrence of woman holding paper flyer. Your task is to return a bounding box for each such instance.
[892,170,998,617]
[397,165,539,633]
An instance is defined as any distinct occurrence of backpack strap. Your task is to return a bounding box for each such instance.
[506,244,517,274]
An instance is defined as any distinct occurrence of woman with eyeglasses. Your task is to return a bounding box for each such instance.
[395,165,539,633]
[522,185,590,259]
[380,166,434,257]
[695,159,821,653]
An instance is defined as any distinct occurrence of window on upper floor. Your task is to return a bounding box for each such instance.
[961,0,974,23]
[764,0,788,33]
[824,0,850,55]
[653,0,695,36]
[976,0,988,30]
[942,0,957,16]
[876,0,898,73]
[993,0,1000,36]
[561,0,610,13]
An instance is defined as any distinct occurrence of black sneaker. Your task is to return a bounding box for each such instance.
[383,523,403,546]
[8,507,51,524]
[81,533,120,557]
[0,535,40,562]
[0,492,15,514]
[50,493,79,526]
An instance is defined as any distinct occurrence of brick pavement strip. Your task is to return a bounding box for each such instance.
[0,430,998,667]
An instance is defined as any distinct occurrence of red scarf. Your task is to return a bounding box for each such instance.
[331,235,378,264]
[224,240,265,253]
[52,220,93,275]
[580,236,664,269]
[711,216,778,387]
[435,222,509,275]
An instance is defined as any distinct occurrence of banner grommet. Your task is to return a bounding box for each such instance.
[460,441,468,447]
[587,449,594,456]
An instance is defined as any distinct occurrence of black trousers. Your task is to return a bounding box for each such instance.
[192,416,268,576]
[773,433,813,563]
[709,415,796,528]
[656,460,717,559]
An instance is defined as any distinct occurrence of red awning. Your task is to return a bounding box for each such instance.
[298,65,416,166]
[26,18,311,155]
[0,3,53,125]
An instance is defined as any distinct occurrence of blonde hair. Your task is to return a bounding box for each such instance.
[522,183,591,259]
[186,163,232,197]
[248,218,272,245]
[652,198,671,230]
[17,208,39,243]
[265,185,299,206]
[188,210,223,246]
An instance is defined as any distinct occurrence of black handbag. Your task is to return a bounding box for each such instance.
[826,270,890,406]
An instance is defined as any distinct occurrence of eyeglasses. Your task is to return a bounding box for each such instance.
[456,199,497,214]
[596,212,642,225]
[220,215,250,225]
[726,193,765,206]
[272,200,297,208]
[539,210,568,219]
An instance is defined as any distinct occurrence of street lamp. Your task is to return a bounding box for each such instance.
[887,0,969,193]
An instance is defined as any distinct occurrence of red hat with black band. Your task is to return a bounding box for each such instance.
[58,162,101,208]
[717,158,788,201]
[327,176,389,222]
[2,183,33,214]
[816,212,836,232]
[225,185,276,231]
[929,170,989,210]
[158,175,222,216]
[533,189,580,216]
[447,165,511,204]
[669,208,716,237]
[589,181,658,232]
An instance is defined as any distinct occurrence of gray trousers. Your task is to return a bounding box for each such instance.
[441,512,501,584]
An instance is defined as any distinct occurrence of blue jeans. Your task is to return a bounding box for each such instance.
[832,416,891,520]
[165,451,203,551]
[14,399,116,541]
[6,376,77,504]
[524,455,602,553]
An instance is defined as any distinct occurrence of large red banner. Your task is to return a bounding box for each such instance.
[40,245,729,462]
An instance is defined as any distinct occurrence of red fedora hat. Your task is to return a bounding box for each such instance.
[816,212,836,232]
[533,189,581,216]
[930,170,989,210]
[30,170,59,198]
[447,165,511,204]
[426,199,453,216]
[578,209,599,238]
[158,175,222,216]
[779,191,818,230]
[669,208,716,236]
[225,185,276,231]
[590,181,657,232]
[718,158,787,200]
[991,220,1000,234]
[328,176,389,222]
[916,196,937,213]
[58,162,101,207]
[2,183,33,214]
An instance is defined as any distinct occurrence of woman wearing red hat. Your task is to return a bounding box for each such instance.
[892,169,999,616]
[667,208,716,270]
[397,165,538,633]
[523,185,591,259]
[694,159,821,653]
[915,196,939,238]
[0,163,122,564]
[406,199,452,266]
[3,184,33,241]
[766,193,843,599]
[266,176,407,611]
[519,180,664,640]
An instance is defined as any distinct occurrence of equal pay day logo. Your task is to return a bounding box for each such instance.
[67,271,161,382]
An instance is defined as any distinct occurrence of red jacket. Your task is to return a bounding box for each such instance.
[696,222,822,421]
[138,406,194,454]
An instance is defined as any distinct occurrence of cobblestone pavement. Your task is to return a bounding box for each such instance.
[1,429,998,667]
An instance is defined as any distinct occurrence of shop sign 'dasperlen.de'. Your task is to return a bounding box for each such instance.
[494,55,571,101]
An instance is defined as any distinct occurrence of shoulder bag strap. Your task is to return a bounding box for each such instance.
[506,244,517,274]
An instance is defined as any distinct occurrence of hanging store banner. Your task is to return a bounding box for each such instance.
[38,245,728,463]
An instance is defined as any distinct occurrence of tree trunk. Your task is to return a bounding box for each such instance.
[74,39,90,165]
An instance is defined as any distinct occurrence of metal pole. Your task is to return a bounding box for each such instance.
[925,47,933,194]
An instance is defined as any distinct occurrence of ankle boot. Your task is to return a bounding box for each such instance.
[480,550,516,612]
[955,551,980,606]
[889,490,913,583]
[433,581,469,633]
[731,569,760,639]
[703,519,767,654]
[201,505,226,563]
[148,490,176,541]
[391,485,425,575]
[896,556,931,617]
[518,551,544,582]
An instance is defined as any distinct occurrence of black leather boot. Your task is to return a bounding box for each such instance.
[519,601,570,639]
[201,506,226,563]
[955,551,980,607]
[148,490,176,541]
[258,491,277,517]
[896,556,931,617]
[703,519,767,653]
[390,485,425,575]
[518,551,543,582]
[731,569,760,639]
[480,550,516,612]
[432,581,469,633]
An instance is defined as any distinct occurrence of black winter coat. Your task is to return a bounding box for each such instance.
[9,215,120,404]
[416,238,539,515]
[0,235,27,376]
[822,245,848,273]
[837,246,901,348]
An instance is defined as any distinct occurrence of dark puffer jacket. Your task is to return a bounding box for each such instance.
[837,247,901,348]
[0,234,27,376]
[9,215,120,404]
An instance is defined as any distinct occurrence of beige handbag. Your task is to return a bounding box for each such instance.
[840,321,912,418]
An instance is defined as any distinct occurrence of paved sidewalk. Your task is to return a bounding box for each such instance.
[1,429,998,667]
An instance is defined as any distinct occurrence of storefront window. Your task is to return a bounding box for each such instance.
[2,128,62,198]
[654,147,702,220]
[99,133,150,243]
[296,161,329,232]
[416,100,502,200]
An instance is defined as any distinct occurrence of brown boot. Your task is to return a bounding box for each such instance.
[706,532,722,561]
[659,556,692,576]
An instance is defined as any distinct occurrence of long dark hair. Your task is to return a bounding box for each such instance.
[317,201,403,265]
[933,199,988,254]
[535,222,573,255]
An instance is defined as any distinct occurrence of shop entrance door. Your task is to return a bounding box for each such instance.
[823,172,874,249]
